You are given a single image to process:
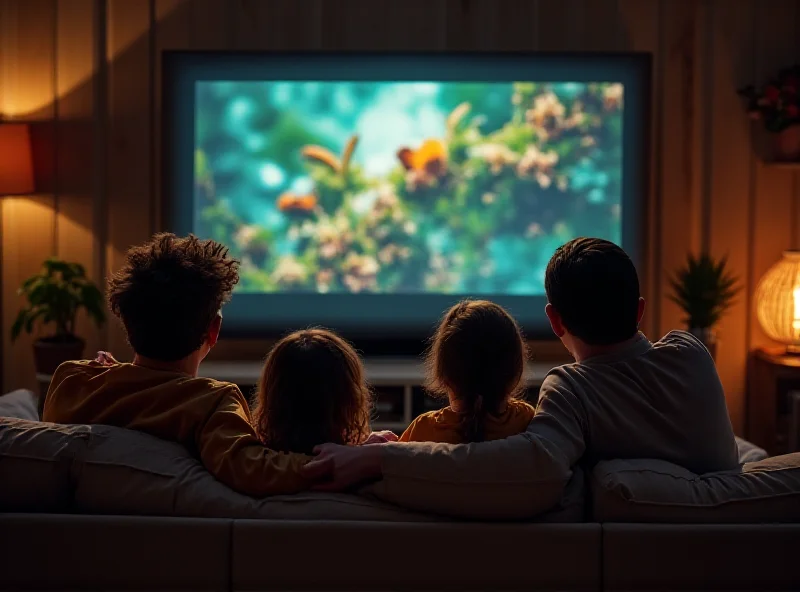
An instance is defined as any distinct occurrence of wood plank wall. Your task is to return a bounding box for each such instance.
[2,0,800,435]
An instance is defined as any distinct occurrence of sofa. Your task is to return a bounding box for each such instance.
[1,388,799,591]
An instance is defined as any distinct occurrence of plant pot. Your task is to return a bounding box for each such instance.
[33,338,85,416]
[689,327,717,361]
[773,125,800,162]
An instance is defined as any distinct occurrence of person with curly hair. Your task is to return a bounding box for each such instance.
[42,233,312,497]
[252,329,373,454]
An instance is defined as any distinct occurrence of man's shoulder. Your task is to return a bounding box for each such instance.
[52,359,105,377]
[654,330,715,360]
[51,360,241,402]
[542,361,583,385]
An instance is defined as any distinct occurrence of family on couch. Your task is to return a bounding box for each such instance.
[41,232,738,506]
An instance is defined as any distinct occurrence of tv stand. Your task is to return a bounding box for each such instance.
[200,357,557,432]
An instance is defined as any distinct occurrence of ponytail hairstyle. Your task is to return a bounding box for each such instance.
[252,328,373,454]
[425,300,527,443]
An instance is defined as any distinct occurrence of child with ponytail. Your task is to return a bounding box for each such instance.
[399,299,535,444]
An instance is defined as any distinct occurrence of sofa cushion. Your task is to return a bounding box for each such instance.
[74,422,440,521]
[79,422,584,522]
[0,389,38,421]
[0,417,90,512]
[369,434,574,520]
[232,521,601,592]
[735,435,768,463]
[0,513,231,591]
[591,453,800,523]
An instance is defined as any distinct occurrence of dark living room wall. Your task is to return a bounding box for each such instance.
[1,0,800,435]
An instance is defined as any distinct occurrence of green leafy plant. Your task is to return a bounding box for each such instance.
[669,253,739,330]
[10,258,105,343]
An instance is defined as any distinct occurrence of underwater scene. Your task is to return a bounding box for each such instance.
[194,80,623,295]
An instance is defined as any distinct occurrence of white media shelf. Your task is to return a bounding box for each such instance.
[200,357,557,432]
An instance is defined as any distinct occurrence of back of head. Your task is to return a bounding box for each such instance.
[107,233,240,361]
[253,329,372,454]
[545,237,640,346]
[426,300,527,443]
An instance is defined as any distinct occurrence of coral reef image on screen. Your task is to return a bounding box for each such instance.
[194,81,623,295]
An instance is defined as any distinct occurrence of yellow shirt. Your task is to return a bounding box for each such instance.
[399,399,536,444]
[43,360,310,497]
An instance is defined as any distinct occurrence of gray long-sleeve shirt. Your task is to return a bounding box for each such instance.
[372,331,738,519]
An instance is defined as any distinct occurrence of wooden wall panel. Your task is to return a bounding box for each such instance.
[232,0,322,51]
[3,0,800,435]
[707,0,756,433]
[619,0,660,340]
[749,0,799,352]
[537,0,585,51]
[188,0,230,50]
[154,0,192,234]
[582,0,625,52]
[105,0,154,359]
[0,0,58,392]
[444,0,534,52]
[56,0,100,363]
[657,1,700,339]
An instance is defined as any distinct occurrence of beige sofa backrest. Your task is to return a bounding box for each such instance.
[0,416,583,522]
[592,456,800,522]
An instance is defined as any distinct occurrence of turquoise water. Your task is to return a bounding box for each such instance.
[194,80,623,295]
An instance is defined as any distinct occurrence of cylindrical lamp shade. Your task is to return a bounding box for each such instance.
[755,250,800,353]
[0,123,35,195]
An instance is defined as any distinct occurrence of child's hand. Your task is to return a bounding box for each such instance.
[362,430,399,445]
[94,351,118,366]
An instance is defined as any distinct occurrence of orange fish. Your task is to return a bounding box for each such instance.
[397,139,448,177]
[277,192,317,213]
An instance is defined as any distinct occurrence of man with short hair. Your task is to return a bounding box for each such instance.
[44,233,311,497]
[536,237,738,473]
[305,238,738,512]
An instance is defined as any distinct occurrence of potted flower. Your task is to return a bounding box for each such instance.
[668,253,739,360]
[739,65,800,161]
[11,258,105,403]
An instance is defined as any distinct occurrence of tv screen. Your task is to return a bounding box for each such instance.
[164,52,650,342]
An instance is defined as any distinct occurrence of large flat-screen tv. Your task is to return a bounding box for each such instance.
[163,52,650,346]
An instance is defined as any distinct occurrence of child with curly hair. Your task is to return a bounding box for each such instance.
[252,329,374,454]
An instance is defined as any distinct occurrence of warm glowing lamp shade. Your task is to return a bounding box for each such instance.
[0,123,35,195]
[755,251,800,353]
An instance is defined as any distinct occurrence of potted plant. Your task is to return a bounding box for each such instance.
[11,258,105,400]
[668,253,739,360]
[739,65,800,161]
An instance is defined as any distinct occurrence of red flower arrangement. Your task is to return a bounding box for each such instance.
[739,65,800,132]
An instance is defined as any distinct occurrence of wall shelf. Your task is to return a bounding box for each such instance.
[200,357,559,432]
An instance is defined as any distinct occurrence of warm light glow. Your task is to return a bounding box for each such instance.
[793,287,800,338]
[755,251,800,353]
[0,123,34,195]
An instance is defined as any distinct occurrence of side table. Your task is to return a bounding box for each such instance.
[748,348,800,455]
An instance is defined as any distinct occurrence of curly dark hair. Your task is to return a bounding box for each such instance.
[425,300,527,443]
[545,237,640,345]
[252,328,373,454]
[107,233,240,361]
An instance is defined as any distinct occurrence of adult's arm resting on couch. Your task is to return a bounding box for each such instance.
[365,375,584,520]
[367,430,573,520]
[198,391,312,497]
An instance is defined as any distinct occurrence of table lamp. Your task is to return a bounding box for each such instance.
[755,250,800,354]
[0,122,35,195]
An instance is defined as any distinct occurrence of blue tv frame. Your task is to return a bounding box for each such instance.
[162,51,651,347]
